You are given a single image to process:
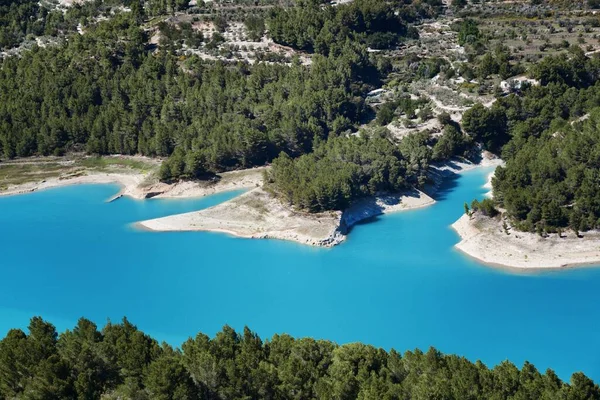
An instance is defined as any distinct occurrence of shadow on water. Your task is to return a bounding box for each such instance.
[342,187,425,234]
[426,155,491,202]
[427,172,460,202]
[345,214,383,234]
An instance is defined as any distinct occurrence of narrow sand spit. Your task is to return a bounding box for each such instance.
[137,187,435,247]
[453,214,600,269]
[138,188,344,246]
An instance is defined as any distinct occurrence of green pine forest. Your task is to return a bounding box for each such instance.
[3,0,600,229]
[1,317,600,400]
[5,0,600,396]
[0,12,373,179]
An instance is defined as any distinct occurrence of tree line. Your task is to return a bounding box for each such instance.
[265,133,429,212]
[1,317,599,399]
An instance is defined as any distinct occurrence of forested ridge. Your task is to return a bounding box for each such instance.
[1,317,599,400]
[0,11,380,181]
[8,0,600,227]
[0,0,440,172]
[0,0,447,199]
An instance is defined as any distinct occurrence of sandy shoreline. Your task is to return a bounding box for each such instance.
[0,172,148,199]
[137,187,435,247]
[0,167,266,201]
[7,154,600,265]
[3,153,504,249]
[136,154,501,247]
[451,159,600,270]
[452,213,600,269]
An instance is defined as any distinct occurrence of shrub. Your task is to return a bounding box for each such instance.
[471,198,499,217]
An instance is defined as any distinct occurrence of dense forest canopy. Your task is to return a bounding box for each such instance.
[265,132,431,212]
[461,48,600,233]
[1,317,599,399]
[0,0,52,49]
[0,0,449,198]
[267,0,441,53]
[0,0,152,50]
[494,108,600,233]
[0,11,382,181]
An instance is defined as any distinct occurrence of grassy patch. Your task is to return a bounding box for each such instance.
[0,156,159,191]
[242,195,269,215]
[78,157,156,172]
[0,163,67,187]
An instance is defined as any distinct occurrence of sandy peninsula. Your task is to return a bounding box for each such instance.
[137,187,435,247]
[453,213,600,269]
[137,153,502,247]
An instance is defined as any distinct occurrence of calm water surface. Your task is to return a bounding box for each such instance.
[1,169,600,381]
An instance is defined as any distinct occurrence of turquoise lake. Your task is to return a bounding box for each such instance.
[1,168,600,381]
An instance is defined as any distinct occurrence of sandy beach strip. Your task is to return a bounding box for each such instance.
[0,172,147,199]
[452,213,600,269]
[0,166,266,201]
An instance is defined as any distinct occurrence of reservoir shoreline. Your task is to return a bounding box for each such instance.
[137,156,504,247]
[0,166,266,201]
[452,213,600,270]
[3,160,600,382]
[1,154,504,248]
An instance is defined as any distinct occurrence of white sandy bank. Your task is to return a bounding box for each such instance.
[453,213,600,269]
[138,187,435,247]
[0,172,147,199]
[137,153,501,247]
[451,157,600,269]
[0,167,266,201]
